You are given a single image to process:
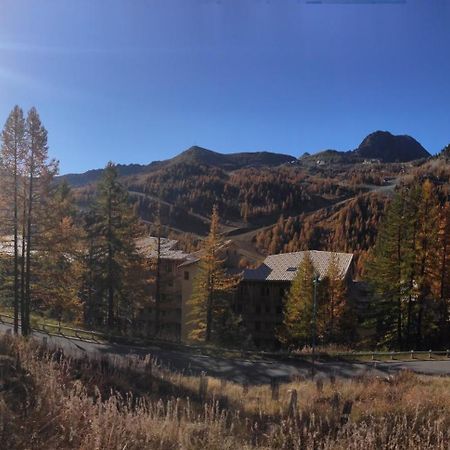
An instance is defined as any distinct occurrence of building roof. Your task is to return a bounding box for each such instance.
[135,236,193,261]
[242,250,353,282]
[177,239,236,268]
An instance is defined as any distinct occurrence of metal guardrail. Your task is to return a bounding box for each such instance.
[332,349,450,360]
[1,312,450,360]
[0,313,105,342]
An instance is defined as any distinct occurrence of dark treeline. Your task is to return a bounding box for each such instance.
[366,179,450,349]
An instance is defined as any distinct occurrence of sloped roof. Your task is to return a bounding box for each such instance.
[136,236,193,261]
[243,250,353,282]
[177,239,235,268]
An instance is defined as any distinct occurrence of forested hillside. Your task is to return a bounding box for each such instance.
[67,133,447,275]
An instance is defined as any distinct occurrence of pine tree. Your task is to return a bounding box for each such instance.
[365,189,413,348]
[435,202,450,344]
[323,253,347,343]
[414,180,440,347]
[279,252,317,346]
[187,206,238,343]
[365,181,446,349]
[83,162,142,331]
[402,184,421,347]
[0,106,26,334]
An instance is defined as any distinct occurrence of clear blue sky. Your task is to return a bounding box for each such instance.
[1,0,449,174]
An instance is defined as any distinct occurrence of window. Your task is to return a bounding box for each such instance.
[255,321,261,331]
[166,263,172,273]
[265,304,271,314]
[255,304,261,314]
[184,271,189,280]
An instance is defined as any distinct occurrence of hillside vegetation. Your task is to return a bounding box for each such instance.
[70,134,436,272]
[1,334,450,450]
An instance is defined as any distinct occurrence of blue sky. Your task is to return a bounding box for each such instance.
[1,0,449,174]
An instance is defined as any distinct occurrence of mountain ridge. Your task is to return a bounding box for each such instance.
[60,131,431,187]
[59,146,296,186]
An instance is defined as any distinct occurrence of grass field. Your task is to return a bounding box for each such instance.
[1,334,449,449]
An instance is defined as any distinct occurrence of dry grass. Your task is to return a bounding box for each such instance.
[0,335,449,449]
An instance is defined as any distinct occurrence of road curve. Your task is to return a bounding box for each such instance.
[1,323,449,384]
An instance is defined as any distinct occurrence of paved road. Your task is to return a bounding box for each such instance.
[2,323,450,384]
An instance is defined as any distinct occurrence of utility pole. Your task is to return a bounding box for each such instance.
[311,273,319,378]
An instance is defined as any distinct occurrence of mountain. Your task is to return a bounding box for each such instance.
[300,149,356,165]
[169,146,296,170]
[61,163,158,187]
[60,146,296,187]
[353,131,430,162]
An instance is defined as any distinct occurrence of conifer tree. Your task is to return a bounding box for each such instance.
[22,107,57,336]
[435,202,450,343]
[402,184,421,347]
[34,181,84,323]
[83,162,143,331]
[279,252,317,346]
[0,106,26,334]
[323,253,347,342]
[366,181,446,349]
[366,189,413,348]
[414,180,440,347]
[187,206,238,343]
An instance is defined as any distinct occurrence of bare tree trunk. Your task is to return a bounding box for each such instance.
[13,153,19,334]
[24,150,35,337]
[20,182,27,336]
[396,227,402,348]
[205,272,214,343]
[154,212,161,337]
[107,186,114,329]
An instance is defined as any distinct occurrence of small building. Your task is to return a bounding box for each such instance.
[236,250,354,348]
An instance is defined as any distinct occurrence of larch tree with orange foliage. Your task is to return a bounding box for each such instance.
[322,253,348,343]
[34,181,84,324]
[187,206,239,343]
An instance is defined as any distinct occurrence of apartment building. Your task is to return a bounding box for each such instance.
[135,236,196,341]
[235,250,354,348]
